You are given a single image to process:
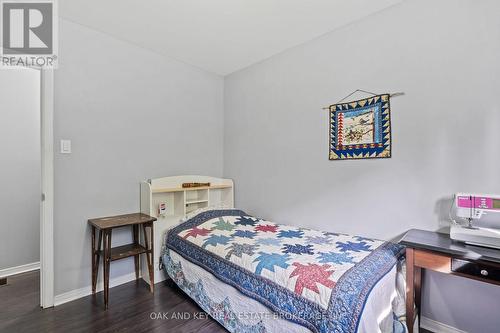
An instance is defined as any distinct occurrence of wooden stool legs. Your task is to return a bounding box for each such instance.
[142,222,154,292]
[133,225,140,280]
[91,226,96,294]
[90,221,154,310]
[90,227,112,309]
[91,227,102,294]
[103,230,112,309]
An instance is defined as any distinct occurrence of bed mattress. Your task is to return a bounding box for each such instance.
[163,209,407,333]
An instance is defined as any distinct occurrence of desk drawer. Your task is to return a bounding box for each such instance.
[451,259,500,283]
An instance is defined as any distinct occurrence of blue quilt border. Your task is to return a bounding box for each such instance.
[329,242,405,332]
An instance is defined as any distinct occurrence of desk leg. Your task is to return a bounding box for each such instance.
[406,248,415,333]
[133,225,140,280]
[103,229,112,310]
[415,266,422,318]
[92,229,102,294]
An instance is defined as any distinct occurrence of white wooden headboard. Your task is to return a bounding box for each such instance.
[140,175,234,285]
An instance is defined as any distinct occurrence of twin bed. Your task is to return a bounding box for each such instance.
[162,209,408,333]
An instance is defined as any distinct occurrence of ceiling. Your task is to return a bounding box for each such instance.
[60,0,401,75]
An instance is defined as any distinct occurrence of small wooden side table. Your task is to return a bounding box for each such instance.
[400,229,500,333]
[88,213,157,309]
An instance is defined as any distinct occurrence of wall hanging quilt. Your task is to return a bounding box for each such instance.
[329,94,391,160]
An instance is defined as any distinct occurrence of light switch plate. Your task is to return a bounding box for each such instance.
[60,140,71,154]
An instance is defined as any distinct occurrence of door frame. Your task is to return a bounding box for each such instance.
[40,68,54,308]
[1,66,54,307]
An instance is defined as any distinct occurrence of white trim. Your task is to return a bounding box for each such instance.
[53,273,139,306]
[40,68,55,308]
[421,316,467,333]
[0,67,54,307]
[0,262,40,277]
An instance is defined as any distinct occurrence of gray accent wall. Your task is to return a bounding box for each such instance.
[54,19,224,295]
[0,68,41,270]
[223,0,500,331]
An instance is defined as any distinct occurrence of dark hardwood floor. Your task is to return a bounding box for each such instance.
[0,271,433,333]
[0,270,226,333]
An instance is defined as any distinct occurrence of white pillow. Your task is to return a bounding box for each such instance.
[180,203,234,223]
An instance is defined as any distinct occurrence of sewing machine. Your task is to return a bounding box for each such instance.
[450,193,500,249]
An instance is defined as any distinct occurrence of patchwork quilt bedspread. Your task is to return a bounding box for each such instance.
[166,209,405,333]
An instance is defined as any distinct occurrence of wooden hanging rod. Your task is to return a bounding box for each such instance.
[321,92,405,110]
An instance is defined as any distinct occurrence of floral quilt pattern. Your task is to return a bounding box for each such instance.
[166,209,404,333]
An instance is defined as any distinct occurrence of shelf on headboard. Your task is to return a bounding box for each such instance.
[185,199,209,205]
[151,184,232,193]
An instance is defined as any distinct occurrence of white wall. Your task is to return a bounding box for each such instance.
[54,19,224,295]
[0,68,41,270]
[224,0,500,331]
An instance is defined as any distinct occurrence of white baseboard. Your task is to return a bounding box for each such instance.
[54,272,141,306]
[0,262,40,277]
[421,316,467,333]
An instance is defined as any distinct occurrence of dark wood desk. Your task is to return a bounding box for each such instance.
[88,213,157,309]
[400,229,500,333]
